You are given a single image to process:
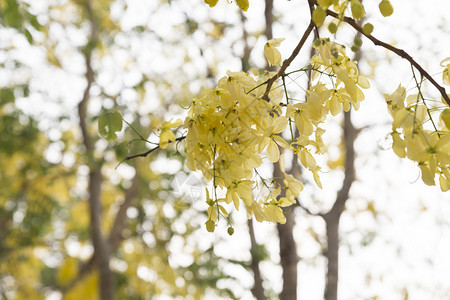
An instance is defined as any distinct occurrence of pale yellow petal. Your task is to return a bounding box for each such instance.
[267,139,280,162]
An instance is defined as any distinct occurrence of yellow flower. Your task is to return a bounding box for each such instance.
[391,132,406,158]
[247,201,267,222]
[159,119,182,149]
[264,38,285,66]
[284,174,304,197]
[440,58,450,85]
[264,205,286,224]
[439,169,450,192]
[225,180,254,209]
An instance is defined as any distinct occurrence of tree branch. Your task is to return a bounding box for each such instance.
[248,219,267,300]
[262,21,315,101]
[108,174,140,249]
[322,7,450,106]
[121,135,186,163]
[76,1,114,299]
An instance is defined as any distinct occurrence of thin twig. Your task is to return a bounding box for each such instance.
[120,135,186,164]
[321,5,450,106]
[262,21,315,101]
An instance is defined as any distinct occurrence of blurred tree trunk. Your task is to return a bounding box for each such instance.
[264,0,273,40]
[264,0,298,298]
[248,219,267,300]
[273,161,298,300]
[77,1,114,299]
[323,110,356,300]
[240,10,267,300]
[322,23,362,299]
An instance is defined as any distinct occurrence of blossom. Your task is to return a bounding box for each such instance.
[159,119,182,149]
[264,38,285,66]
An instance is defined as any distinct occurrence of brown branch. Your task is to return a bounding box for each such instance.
[262,21,315,102]
[108,174,140,249]
[75,1,115,300]
[121,135,186,163]
[63,171,140,294]
[322,110,356,300]
[264,0,274,40]
[307,0,320,38]
[248,219,267,300]
[272,157,298,300]
[322,7,450,106]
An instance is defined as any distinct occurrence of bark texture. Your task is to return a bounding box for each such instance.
[323,110,356,300]
[248,219,267,300]
[273,161,298,300]
[77,2,115,298]
[265,0,298,298]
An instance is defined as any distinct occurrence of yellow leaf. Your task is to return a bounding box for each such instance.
[441,108,450,129]
[439,174,449,192]
[236,0,249,11]
[312,168,323,189]
[317,0,333,7]
[419,164,435,186]
[284,174,304,196]
[391,132,406,158]
[379,0,394,17]
[299,148,316,170]
[219,205,229,217]
[66,272,98,300]
[350,0,365,19]
[204,0,219,8]
[273,135,290,149]
[312,7,326,26]
[205,219,215,232]
[264,205,286,224]
[266,139,279,162]
[363,23,374,35]
[264,38,285,66]
[57,257,78,284]
[264,45,281,66]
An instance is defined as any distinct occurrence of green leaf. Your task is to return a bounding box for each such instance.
[0,88,15,104]
[98,111,123,142]
[24,28,33,44]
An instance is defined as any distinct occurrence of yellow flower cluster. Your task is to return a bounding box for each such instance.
[183,69,297,227]
[385,86,450,191]
[179,39,370,230]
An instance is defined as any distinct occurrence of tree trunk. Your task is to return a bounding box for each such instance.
[277,212,297,300]
[323,110,356,300]
[248,219,267,300]
[77,2,115,297]
[324,215,339,300]
[273,161,298,300]
[240,11,267,300]
[265,0,298,298]
[264,0,273,40]
[88,169,114,300]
